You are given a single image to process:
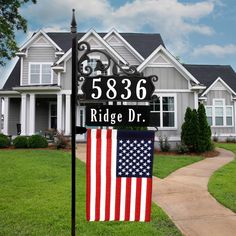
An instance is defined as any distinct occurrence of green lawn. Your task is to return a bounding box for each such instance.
[208,143,236,213]
[153,154,203,179]
[0,150,182,236]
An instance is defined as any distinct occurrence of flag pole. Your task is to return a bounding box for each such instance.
[71,9,77,236]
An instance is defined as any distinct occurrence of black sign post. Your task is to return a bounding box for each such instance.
[70,9,158,236]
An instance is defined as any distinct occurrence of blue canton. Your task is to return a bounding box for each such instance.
[116,137,154,178]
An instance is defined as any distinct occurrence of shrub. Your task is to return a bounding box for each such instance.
[181,107,193,149]
[226,136,236,143]
[176,143,189,154]
[13,136,28,148]
[159,136,170,152]
[54,131,69,149]
[198,104,212,152]
[213,134,218,142]
[28,135,48,148]
[0,133,10,148]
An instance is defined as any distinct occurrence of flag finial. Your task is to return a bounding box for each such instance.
[71,9,77,33]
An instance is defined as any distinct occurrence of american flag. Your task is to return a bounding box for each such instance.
[86,129,155,222]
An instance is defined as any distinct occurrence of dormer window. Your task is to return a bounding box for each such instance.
[29,63,53,85]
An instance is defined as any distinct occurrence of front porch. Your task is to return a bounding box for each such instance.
[0,92,86,140]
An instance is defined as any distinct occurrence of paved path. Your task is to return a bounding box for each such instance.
[77,145,236,236]
[152,148,236,236]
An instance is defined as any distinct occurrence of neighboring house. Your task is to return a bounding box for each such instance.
[1,29,236,145]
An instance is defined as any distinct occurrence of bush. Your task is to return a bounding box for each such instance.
[28,135,48,148]
[54,131,69,149]
[198,104,212,152]
[0,133,10,148]
[13,136,28,148]
[213,134,218,142]
[159,136,170,152]
[176,143,189,154]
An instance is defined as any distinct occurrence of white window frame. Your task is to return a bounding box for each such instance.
[49,102,57,129]
[206,98,234,127]
[29,62,53,85]
[150,93,177,130]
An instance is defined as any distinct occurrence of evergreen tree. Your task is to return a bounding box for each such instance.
[198,103,212,152]
[190,109,199,152]
[181,107,193,149]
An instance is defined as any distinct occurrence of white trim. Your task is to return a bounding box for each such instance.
[65,94,71,135]
[58,72,61,86]
[56,95,62,132]
[0,98,2,133]
[146,64,174,68]
[3,97,9,135]
[20,57,23,86]
[28,62,54,85]
[137,45,200,84]
[150,93,177,130]
[104,29,144,62]
[20,94,27,135]
[19,30,62,52]
[194,92,199,109]
[202,77,236,97]
[55,29,128,66]
[29,94,35,135]
[13,86,61,92]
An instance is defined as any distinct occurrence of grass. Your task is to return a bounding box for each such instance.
[0,150,182,236]
[153,154,203,179]
[208,143,236,213]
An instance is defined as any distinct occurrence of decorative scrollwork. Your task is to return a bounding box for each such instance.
[77,41,143,78]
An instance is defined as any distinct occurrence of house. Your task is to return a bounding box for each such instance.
[1,29,236,145]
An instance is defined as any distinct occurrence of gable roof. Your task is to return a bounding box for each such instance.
[47,32,164,59]
[183,64,236,93]
[2,60,20,90]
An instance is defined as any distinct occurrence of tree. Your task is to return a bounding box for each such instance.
[198,103,212,152]
[181,107,193,149]
[0,0,36,66]
[190,109,199,152]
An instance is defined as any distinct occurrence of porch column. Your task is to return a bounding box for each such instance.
[21,94,27,135]
[29,94,35,135]
[0,97,2,133]
[194,92,199,109]
[65,94,71,135]
[57,94,62,132]
[234,100,236,133]
[3,97,9,135]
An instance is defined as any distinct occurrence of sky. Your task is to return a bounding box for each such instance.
[1,0,236,87]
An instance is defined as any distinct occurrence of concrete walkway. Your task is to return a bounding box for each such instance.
[152,148,236,236]
[77,144,236,235]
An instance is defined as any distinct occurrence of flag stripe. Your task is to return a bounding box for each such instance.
[129,178,137,221]
[145,178,152,222]
[140,178,147,222]
[135,178,142,221]
[95,129,102,221]
[90,129,97,221]
[86,129,91,221]
[110,130,117,221]
[125,178,132,221]
[100,130,107,221]
[120,177,126,221]
[105,129,112,221]
[115,178,121,220]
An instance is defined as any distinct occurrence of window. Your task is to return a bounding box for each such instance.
[29,63,53,85]
[49,103,57,129]
[206,99,233,127]
[150,95,176,128]
[88,58,97,76]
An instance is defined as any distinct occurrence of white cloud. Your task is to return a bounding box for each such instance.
[19,0,217,56]
[192,44,236,57]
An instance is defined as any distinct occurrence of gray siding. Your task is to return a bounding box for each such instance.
[22,47,57,85]
[111,45,140,65]
[206,90,235,134]
[143,67,189,89]
[61,59,72,90]
[8,98,21,135]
